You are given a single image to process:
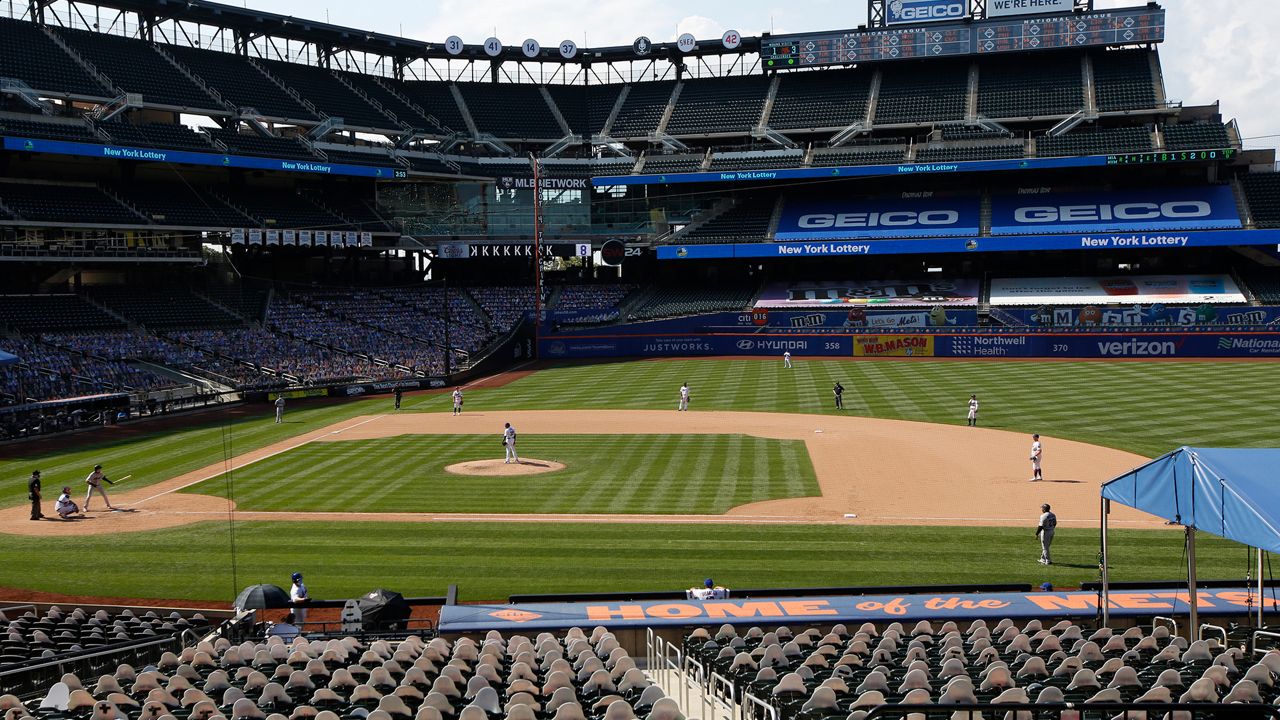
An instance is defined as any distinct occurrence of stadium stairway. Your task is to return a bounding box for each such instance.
[132,358,233,395]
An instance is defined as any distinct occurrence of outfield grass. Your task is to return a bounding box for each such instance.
[450,360,1280,458]
[0,522,1247,602]
[183,434,817,514]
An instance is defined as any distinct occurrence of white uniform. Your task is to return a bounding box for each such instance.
[678,384,690,411]
[503,425,519,463]
[290,581,309,625]
[452,389,463,415]
[783,351,792,369]
[84,470,113,510]
[967,398,979,426]
[1038,510,1057,564]
[56,492,79,518]
[1030,439,1043,479]
[275,396,285,423]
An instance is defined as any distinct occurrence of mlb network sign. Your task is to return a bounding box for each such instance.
[987,0,1072,17]
[885,0,969,25]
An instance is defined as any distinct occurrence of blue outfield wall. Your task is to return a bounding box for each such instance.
[540,330,1280,359]
[440,586,1274,632]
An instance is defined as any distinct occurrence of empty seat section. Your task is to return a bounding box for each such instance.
[458,83,562,138]
[633,284,759,319]
[1163,121,1232,151]
[399,81,468,133]
[642,154,703,174]
[0,17,108,96]
[876,62,968,124]
[1037,125,1151,157]
[811,147,906,166]
[337,71,437,131]
[55,27,218,108]
[91,287,242,327]
[681,200,775,243]
[206,127,318,160]
[546,83,623,136]
[0,295,123,332]
[978,52,1083,118]
[98,120,215,151]
[915,144,1024,162]
[226,189,347,229]
[0,182,142,224]
[1093,49,1157,112]
[1243,174,1280,229]
[708,153,805,171]
[609,81,675,137]
[260,59,397,129]
[770,68,873,131]
[665,75,768,135]
[165,45,317,120]
[110,183,246,228]
[0,114,98,143]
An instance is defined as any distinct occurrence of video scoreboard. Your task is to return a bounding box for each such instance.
[761,6,1163,68]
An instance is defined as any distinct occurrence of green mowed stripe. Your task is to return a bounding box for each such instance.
[0,521,1243,603]
[441,360,1280,458]
[183,434,819,515]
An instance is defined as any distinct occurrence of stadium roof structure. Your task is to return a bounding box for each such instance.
[1099,447,1280,628]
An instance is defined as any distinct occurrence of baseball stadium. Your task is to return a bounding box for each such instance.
[2,0,1280,717]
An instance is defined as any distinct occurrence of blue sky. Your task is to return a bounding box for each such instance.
[221,0,1278,148]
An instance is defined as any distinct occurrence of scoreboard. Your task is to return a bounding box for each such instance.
[761,6,1163,68]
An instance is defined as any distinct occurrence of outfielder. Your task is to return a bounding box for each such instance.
[1036,503,1057,565]
[452,387,464,416]
[502,422,519,464]
[783,351,792,369]
[833,382,844,410]
[83,464,115,511]
[1029,433,1043,482]
[967,395,979,427]
[678,382,690,411]
[274,395,285,424]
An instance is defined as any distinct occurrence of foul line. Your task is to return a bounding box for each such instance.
[133,413,388,505]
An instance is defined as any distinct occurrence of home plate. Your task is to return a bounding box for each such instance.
[445,458,566,477]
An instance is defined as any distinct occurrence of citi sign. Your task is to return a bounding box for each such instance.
[1014,202,1213,224]
[798,211,960,228]
[887,0,968,24]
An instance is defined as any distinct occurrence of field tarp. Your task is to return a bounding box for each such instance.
[1102,448,1280,554]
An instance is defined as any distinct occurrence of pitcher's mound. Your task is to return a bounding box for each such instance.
[445,458,566,476]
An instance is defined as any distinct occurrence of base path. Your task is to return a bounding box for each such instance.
[0,410,1158,536]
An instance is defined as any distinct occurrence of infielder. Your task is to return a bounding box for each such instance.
[833,382,844,410]
[502,422,519,464]
[967,395,979,427]
[289,572,309,625]
[1029,433,1043,482]
[1036,503,1057,565]
[274,395,285,424]
[452,387,464,416]
[783,351,792,369]
[678,382,690,411]
[83,464,115,511]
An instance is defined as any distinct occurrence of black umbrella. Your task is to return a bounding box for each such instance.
[357,588,410,631]
[234,584,291,610]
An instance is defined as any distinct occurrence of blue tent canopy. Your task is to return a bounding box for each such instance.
[0,350,16,366]
[1101,447,1280,554]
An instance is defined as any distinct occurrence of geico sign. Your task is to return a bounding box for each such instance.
[798,210,959,228]
[1015,202,1212,223]
[894,1,967,21]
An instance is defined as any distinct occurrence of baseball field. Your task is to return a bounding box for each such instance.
[1,358,1275,604]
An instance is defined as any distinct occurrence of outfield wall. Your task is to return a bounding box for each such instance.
[540,330,1280,359]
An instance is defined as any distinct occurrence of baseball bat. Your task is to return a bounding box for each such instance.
[114,474,133,484]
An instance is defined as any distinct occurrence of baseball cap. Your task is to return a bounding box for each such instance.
[94,464,102,470]
[704,578,714,588]
[291,572,303,582]
[1040,582,1054,591]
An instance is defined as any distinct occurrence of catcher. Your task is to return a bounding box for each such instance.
[56,486,82,519]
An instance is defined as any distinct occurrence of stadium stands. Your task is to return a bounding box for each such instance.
[400,80,469,133]
[978,53,1084,119]
[0,17,109,97]
[53,28,218,109]
[641,155,704,175]
[336,72,437,132]
[164,45,318,120]
[0,336,182,404]
[608,81,675,138]
[665,75,768,136]
[1036,125,1152,158]
[680,201,775,243]
[915,144,1025,163]
[545,84,624,137]
[555,284,639,311]
[631,284,759,319]
[459,83,563,139]
[98,120,217,152]
[0,295,122,333]
[1093,49,1159,112]
[112,183,249,228]
[205,127,319,161]
[223,189,348,230]
[268,297,444,373]
[810,148,907,166]
[0,606,207,670]
[1163,121,1233,151]
[0,182,142,225]
[0,114,99,143]
[875,63,968,125]
[467,286,537,333]
[90,288,242,328]
[769,68,873,132]
[1243,173,1280,229]
[708,153,806,171]
[257,59,396,130]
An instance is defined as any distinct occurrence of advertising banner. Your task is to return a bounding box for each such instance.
[440,586,1271,632]
[282,230,296,246]
[987,0,1072,17]
[437,243,470,259]
[230,229,246,244]
[776,196,980,240]
[1,137,396,178]
[853,335,936,357]
[299,230,313,246]
[990,275,1245,306]
[757,279,980,308]
[1007,305,1280,328]
[885,0,969,25]
[247,229,263,245]
[655,229,1280,259]
[265,230,280,245]
[990,187,1241,235]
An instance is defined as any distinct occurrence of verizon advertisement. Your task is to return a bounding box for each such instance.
[989,275,1246,306]
[777,196,980,240]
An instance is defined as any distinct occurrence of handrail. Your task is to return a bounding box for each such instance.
[0,604,37,616]
[1253,630,1280,655]
[741,692,778,720]
[1199,622,1227,645]
[863,703,1280,720]
[1152,615,1178,638]
[708,671,736,720]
